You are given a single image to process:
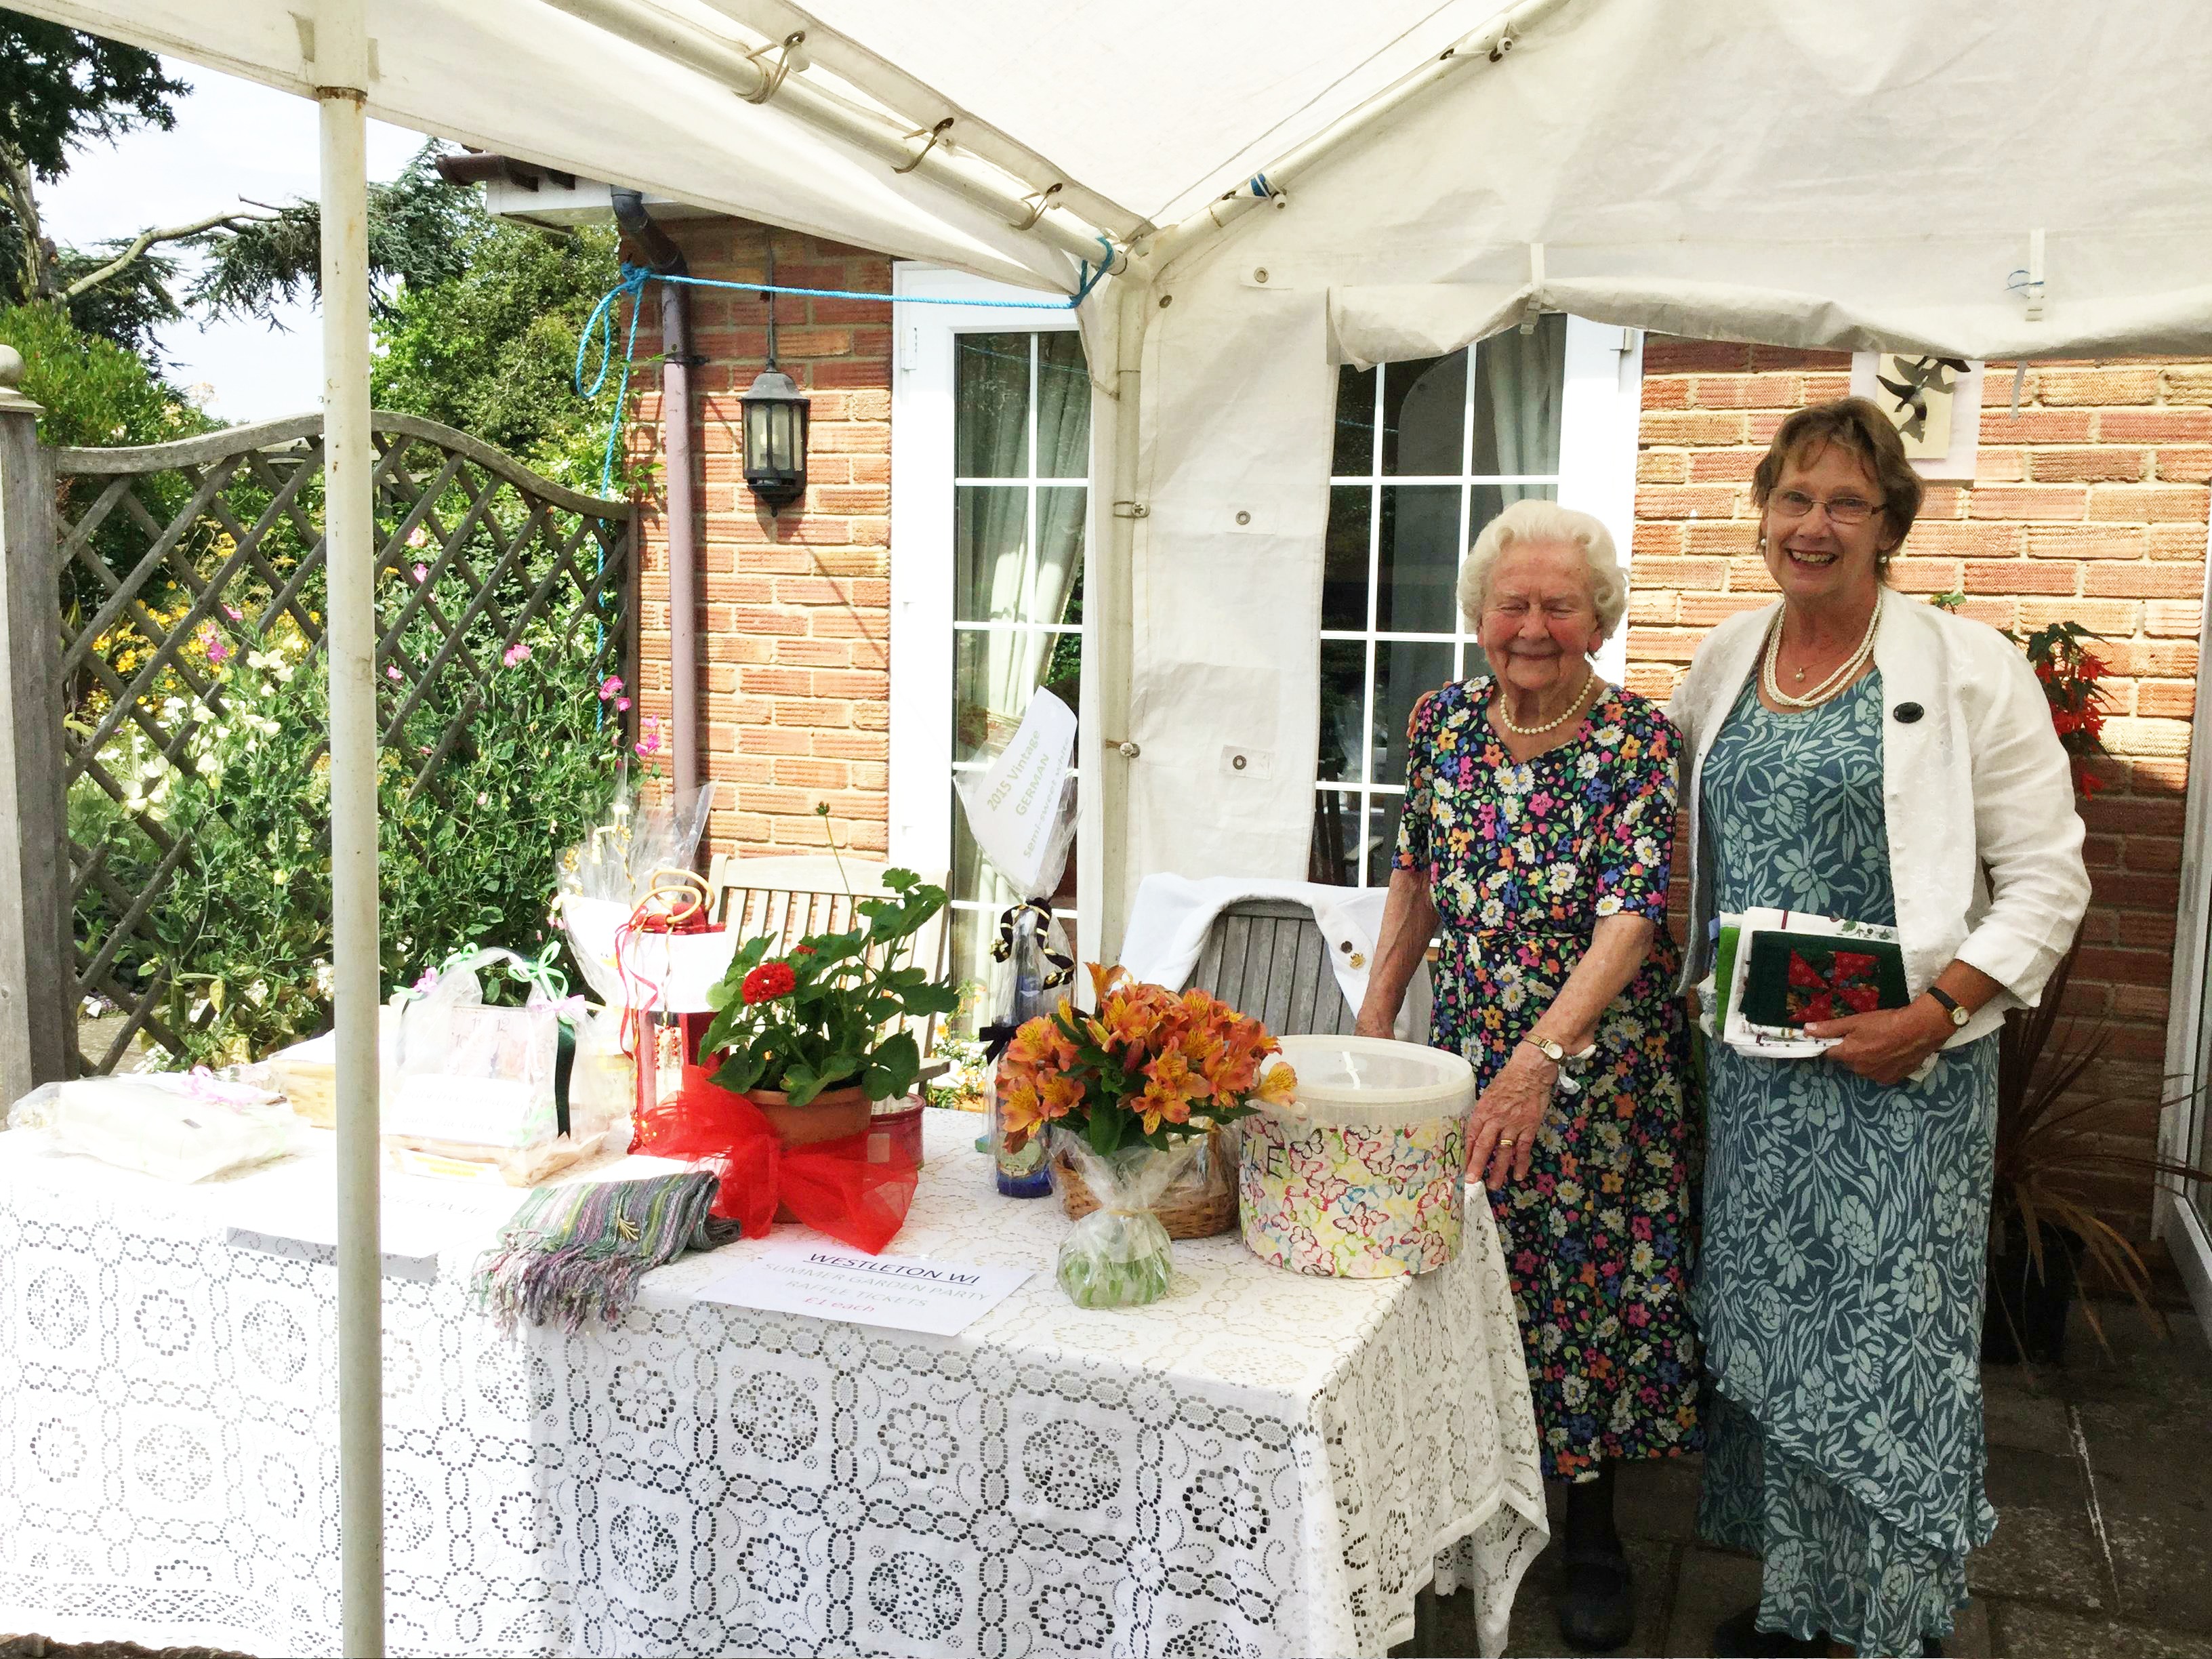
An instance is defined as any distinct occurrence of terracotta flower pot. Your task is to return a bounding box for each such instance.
[745,1083,874,1147]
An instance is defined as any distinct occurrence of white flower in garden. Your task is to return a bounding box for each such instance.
[190,703,216,724]
[314,961,335,995]
[195,752,219,775]
[248,980,269,1005]
[276,663,295,682]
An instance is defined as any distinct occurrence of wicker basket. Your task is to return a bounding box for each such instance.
[1049,1124,1238,1240]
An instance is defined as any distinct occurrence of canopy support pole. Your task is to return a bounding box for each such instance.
[316,1,384,1652]
[537,0,1133,274]
[1090,276,1149,962]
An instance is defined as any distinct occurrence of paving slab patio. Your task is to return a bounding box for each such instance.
[1399,1300,2212,1658]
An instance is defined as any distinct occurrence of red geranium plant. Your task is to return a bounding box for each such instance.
[1932,597,2112,798]
[699,853,959,1107]
[2020,621,2112,797]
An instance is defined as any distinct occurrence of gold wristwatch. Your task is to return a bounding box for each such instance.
[1523,1034,1573,1065]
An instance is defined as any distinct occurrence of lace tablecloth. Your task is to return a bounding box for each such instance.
[0,1111,1545,1658]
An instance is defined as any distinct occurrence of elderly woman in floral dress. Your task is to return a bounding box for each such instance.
[1357,499,1699,1654]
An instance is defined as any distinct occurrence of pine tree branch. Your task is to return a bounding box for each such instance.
[62,207,274,300]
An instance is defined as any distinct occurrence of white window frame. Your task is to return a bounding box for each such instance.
[1312,318,1645,886]
[887,264,1088,968]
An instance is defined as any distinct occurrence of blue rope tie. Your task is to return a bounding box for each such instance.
[573,243,1115,501]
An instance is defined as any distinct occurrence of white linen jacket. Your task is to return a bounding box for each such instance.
[1666,595,2091,1048]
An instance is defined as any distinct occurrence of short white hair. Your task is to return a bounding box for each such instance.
[1458,499,1628,638]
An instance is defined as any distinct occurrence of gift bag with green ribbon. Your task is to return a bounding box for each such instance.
[386,944,626,1184]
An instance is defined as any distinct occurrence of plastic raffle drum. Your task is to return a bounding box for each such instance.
[1239,1035,1476,1277]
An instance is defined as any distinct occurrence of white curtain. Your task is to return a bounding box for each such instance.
[1478,316,1565,504]
[956,332,1089,750]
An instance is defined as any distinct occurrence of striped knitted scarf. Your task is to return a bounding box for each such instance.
[475,1171,739,1331]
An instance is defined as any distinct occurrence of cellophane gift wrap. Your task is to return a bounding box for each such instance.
[1239,1035,1475,1277]
[1051,1133,1206,1307]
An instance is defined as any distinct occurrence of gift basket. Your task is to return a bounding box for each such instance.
[1239,1034,1475,1278]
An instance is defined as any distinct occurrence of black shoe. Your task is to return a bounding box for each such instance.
[1557,1544,1635,1652]
[1923,1640,1946,1657]
[1712,1604,1826,1658]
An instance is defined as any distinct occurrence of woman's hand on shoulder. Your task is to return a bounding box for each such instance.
[1803,1000,1957,1086]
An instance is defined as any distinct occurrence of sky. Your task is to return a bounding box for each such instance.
[39,58,427,423]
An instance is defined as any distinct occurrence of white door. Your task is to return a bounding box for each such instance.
[888,266,1089,1012]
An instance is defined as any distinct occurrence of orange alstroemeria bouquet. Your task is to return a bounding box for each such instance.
[996,963,1298,1159]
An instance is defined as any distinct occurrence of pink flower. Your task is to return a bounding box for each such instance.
[599,675,623,700]
[502,642,531,667]
[615,697,631,712]
[386,665,403,682]
[198,623,230,664]
[413,968,438,991]
[412,563,428,583]
[222,603,243,621]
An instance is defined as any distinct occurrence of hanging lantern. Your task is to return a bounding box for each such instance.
[739,367,810,512]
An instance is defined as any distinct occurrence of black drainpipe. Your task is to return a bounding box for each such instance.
[609,187,701,817]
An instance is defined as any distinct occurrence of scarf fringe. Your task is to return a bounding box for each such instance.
[474,1170,738,1332]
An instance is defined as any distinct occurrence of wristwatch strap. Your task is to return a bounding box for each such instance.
[1519,1033,1598,1090]
[1925,985,1971,1027]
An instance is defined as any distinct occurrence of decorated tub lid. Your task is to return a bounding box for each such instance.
[1263,1035,1474,1128]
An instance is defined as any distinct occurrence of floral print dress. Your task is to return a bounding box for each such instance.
[1395,678,1702,1481]
[1694,672,1997,1657]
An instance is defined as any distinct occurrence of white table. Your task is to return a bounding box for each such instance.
[0,1111,1546,1658]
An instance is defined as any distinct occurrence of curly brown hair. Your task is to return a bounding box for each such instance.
[1751,396,1923,565]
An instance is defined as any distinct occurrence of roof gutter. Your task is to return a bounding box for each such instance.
[611,186,703,818]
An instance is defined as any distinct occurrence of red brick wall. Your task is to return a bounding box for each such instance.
[1625,341,2209,1237]
[625,219,894,861]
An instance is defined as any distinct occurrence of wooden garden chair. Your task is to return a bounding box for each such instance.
[1185,899,1363,1037]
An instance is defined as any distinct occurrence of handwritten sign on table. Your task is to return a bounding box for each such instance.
[691,1236,1031,1336]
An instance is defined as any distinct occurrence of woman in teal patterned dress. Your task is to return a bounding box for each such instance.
[1668,402,2090,1657]
[1359,500,1701,1654]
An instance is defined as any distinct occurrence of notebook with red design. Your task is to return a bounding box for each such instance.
[1738,930,1910,1029]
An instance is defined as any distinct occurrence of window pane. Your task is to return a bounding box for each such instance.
[956,484,1085,626]
[956,333,1031,476]
[1038,332,1091,478]
[1378,485,1462,635]
[1333,365,1377,477]
[947,905,1006,1033]
[1382,352,1467,477]
[1323,486,1372,631]
[1318,640,1365,784]
[1374,639,1454,787]
[1310,790,1360,886]
[1366,794,1408,888]
[1472,316,1565,478]
[954,628,1066,762]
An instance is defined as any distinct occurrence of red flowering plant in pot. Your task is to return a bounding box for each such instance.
[695,866,960,1147]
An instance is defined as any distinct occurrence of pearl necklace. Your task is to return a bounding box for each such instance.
[1494,671,1597,736]
[1762,592,1882,710]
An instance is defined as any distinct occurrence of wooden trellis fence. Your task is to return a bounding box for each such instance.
[0,388,636,1085]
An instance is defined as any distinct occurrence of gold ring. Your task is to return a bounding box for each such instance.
[1499,1136,1518,1149]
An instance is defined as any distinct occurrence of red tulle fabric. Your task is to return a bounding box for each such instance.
[634,1068,916,1254]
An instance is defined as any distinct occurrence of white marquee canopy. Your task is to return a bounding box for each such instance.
[12,0,2212,1649]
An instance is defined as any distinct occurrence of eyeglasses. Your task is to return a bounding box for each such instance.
[1770,488,1883,527]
